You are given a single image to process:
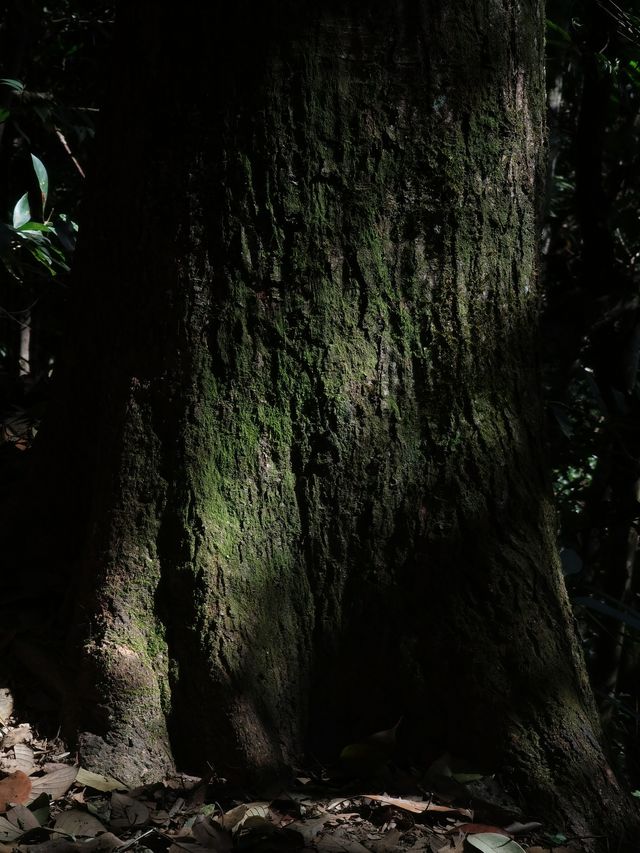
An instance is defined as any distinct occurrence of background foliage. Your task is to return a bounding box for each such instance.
[544,0,640,786]
[0,0,113,478]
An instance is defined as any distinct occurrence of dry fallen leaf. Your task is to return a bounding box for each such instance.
[168,843,216,853]
[75,769,125,793]
[2,726,31,749]
[164,774,202,791]
[216,804,249,831]
[41,764,74,775]
[0,771,32,812]
[327,797,354,811]
[287,814,336,843]
[29,766,78,802]
[313,828,376,853]
[149,809,171,825]
[363,794,472,818]
[13,745,35,775]
[192,816,233,852]
[216,802,270,833]
[5,804,40,833]
[54,809,108,838]
[0,691,14,726]
[503,822,542,835]
[21,831,124,853]
[367,828,403,853]
[109,791,150,829]
[0,815,25,843]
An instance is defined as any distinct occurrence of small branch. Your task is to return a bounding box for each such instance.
[55,126,85,178]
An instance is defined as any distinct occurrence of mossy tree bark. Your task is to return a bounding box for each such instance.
[36,0,638,846]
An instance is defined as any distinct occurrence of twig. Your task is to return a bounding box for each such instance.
[55,127,85,178]
[115,829,156,852]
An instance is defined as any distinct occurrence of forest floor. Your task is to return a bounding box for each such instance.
[0,687,582,853]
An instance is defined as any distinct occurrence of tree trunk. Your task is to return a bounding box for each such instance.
[32,0,638,846]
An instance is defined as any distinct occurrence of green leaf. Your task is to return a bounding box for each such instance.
[546,19,571,42]
[464,834,526,853]
[16,221,53,233]
[0,107,10,122]
[53,215,78,253]
[30,154,48,208]
[452,770,487,784]
[0,78,25,94]
[625,60,640,87]
[27,243,56,274]
[16,229,50,244]
[632,790,640,798]
[12,193,31,229]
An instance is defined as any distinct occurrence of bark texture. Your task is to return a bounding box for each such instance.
[34,0,639,846]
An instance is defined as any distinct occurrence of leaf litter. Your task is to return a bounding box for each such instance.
[0,691,581,853]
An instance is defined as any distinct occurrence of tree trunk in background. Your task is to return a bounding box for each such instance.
[32,0,638,846]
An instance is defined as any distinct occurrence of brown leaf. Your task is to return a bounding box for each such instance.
[503,821,543,835]
[311,828,374,853]
[0,771,32,812]
[109,792,150,829]
[164,774,202,791]
[22,831,124,853]
[53,809,108,838]
[0,815,25,842]
[367,828,403,853]
[191,816,232,852]
[286,815,336,843]
[362,795,472,819]
[168,843,218,853]
[29,766,78,802]
[217,804,249,831]
[5,805,40,833]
